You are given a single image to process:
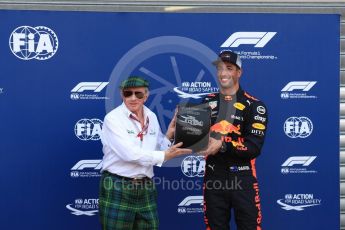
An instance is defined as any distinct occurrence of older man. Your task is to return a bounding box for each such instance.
[99,76,191,230]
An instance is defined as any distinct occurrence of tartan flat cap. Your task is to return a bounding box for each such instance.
[120,76,149,89]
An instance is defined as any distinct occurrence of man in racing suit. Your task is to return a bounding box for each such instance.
[200,50,268,230]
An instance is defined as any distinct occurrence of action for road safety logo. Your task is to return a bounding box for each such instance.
[277,194,321,211]
[173,81,218,99]
[66,198,98,216]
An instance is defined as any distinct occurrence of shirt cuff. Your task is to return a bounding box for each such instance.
[153,151,165,167]
[161,136,172,149]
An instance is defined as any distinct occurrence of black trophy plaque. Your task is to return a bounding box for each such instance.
[174,103,211,152]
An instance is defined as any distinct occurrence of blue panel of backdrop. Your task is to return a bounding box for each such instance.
[0,10,340,229]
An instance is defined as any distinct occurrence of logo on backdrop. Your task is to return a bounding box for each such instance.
[181,156,205,177]
[281,156,318,174]
[281,81,317,99]
[177,195,203,214]
[66,198,99,216]
[70,160,102,178]
[277,194,321,211]
[173,81,218,99]
[221,32,276,48]
[221,32,278,60]
[0,88,3,94]
[74,118,103,141]
[284,117,313,138]
[70,82,109,100]
[9,26,58,60]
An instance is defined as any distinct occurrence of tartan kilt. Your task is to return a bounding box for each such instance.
[99,171,159,230]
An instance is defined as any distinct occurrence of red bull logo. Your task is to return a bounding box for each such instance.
[231,137,244,148]
[210,120,241,135]
[253,183,262,226]
[231,137,248,151]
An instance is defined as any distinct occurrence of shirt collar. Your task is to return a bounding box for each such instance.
[121,102,150,121]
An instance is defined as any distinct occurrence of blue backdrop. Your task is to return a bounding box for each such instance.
[0,11,340,229]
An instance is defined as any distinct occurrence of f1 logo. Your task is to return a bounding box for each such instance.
[178,196,203,206]
[281,81,317,92]
[71,160,103,170]
[221,32,277,48]
[71,82,108,93]
[281,156,316,167]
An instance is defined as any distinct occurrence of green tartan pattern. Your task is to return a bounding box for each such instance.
[99,171,159,230]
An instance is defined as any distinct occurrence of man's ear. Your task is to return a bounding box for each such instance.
[238,68,243,78]
[144,89,150,102]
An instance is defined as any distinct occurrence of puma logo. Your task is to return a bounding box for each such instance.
[208,164,215,171]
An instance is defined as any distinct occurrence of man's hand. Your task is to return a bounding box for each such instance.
[164,142,192,161]
[199,137,223,156]
[166,109,177,140]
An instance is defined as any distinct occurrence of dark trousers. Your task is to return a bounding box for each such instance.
[203,175,262,230]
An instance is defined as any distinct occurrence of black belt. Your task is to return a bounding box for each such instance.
[104,171,152,182]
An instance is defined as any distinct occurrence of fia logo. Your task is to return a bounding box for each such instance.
[181,156,205,177]
[9,26,58,60]
[74,118,103,141]
[284,117,313,138]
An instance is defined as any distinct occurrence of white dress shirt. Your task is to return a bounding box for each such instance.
[101,103,171,178]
